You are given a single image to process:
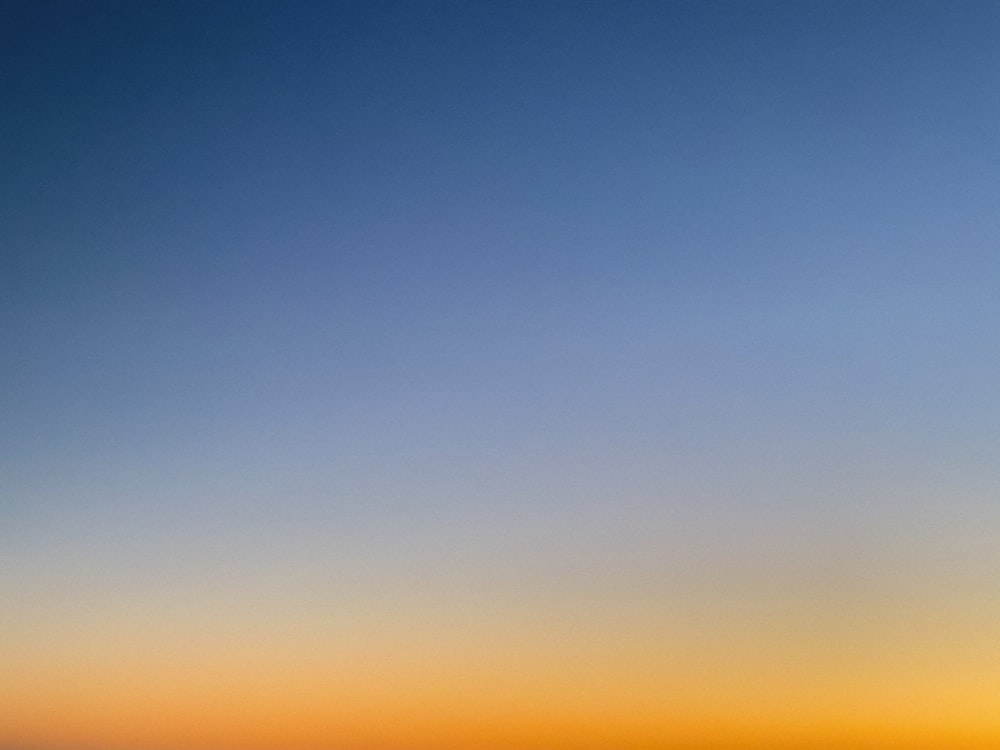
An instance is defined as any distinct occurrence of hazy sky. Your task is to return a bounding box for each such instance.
[3,2,1000,748]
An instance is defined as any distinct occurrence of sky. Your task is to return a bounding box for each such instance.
[2,1,1000,748]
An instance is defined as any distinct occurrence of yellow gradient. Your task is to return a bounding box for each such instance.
[4,571,1000,750]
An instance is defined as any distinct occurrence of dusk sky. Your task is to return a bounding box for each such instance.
[3,2,1000,749]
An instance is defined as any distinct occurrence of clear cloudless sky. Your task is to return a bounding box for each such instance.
[3,2,1000,748]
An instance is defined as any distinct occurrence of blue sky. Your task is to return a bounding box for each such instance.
[3,3,1000,745]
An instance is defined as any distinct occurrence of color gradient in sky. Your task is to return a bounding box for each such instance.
[3,2,1000,749]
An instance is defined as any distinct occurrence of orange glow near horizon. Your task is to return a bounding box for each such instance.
[5,580,1000,750]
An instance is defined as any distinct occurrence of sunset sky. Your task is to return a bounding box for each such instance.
[3,2,1000,749]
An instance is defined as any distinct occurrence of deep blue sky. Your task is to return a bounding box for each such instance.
[5,0,1000,527]
[3,8,1000,738]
